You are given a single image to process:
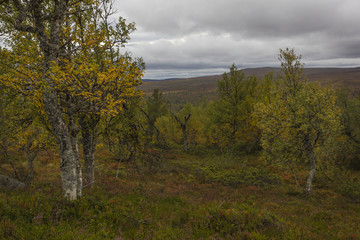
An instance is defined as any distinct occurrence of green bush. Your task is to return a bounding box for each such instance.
[337,177,360,202]
[316,166,360,202]
[198,165,281,187]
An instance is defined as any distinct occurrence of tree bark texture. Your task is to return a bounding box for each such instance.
[305,145,316,195]
[69,114,82,197]
[44,92,82,199]
[10,0,83,199]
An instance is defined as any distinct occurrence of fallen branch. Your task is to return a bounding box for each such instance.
[0,174,25,190]
[121,213,150,225]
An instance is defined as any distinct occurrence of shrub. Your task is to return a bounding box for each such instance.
[316,166,360,202]
[198,165,281,187]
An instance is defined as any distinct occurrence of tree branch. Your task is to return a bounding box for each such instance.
[11,0,37,33]
[0,174,25,189]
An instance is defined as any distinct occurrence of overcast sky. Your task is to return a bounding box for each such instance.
[114,0,360,79]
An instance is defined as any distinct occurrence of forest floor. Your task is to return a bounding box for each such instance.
[1,148,360,239]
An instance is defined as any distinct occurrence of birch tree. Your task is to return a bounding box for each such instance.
[254,48,342,194]
[48,0,144,186]
[0,0,144,199]
[0,0,84,200]
[170,103,193,151]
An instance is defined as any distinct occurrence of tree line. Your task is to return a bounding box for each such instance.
[153,49,360,197]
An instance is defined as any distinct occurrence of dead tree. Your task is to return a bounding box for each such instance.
[171,111,191,151]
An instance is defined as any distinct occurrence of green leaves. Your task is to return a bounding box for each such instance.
[254,48,342,193]
[210,64,260,151]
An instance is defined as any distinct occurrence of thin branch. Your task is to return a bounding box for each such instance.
[12,0,37,33]
[121,213,149,225]
[82,180,96,188]
[0,142,20,180]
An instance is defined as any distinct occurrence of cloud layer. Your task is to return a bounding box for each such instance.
[115,0,360,79]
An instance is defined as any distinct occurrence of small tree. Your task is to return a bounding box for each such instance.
[102,97,145,173]
[254,48,342,194]
[142,89,168,145]
[171,103,192,151]
[210,64,259,152]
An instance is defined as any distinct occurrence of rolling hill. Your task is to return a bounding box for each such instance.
[140,67,360,103]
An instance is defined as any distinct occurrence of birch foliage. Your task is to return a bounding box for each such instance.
[0,0,144,199]
[254,48,342,194]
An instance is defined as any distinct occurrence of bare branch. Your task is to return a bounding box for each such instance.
[11,0,37,33]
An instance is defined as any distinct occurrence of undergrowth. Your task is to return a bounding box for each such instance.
[1,150,360,239]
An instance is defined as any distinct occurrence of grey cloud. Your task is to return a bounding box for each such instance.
[115,0,360,79]
[120,0,354,36]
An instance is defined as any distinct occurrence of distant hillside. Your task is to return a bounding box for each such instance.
[140,67,360,104]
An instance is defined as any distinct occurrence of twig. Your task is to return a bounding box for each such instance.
[82,180,96,189]
[121,213,149,225]
[0,143,20,180]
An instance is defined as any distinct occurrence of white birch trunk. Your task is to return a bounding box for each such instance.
[11,0,83,199]
[44,93,82,200]
[305,147,316,195]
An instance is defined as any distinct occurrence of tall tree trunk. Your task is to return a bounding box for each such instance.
[43,92,82,200]
[305,146,316,195]
[69,114,82,197]
[43,1,82,199]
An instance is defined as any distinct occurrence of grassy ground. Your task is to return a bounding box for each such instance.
[1,149,360,239]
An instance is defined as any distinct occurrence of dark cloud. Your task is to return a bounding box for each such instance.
[115,0,360,79]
